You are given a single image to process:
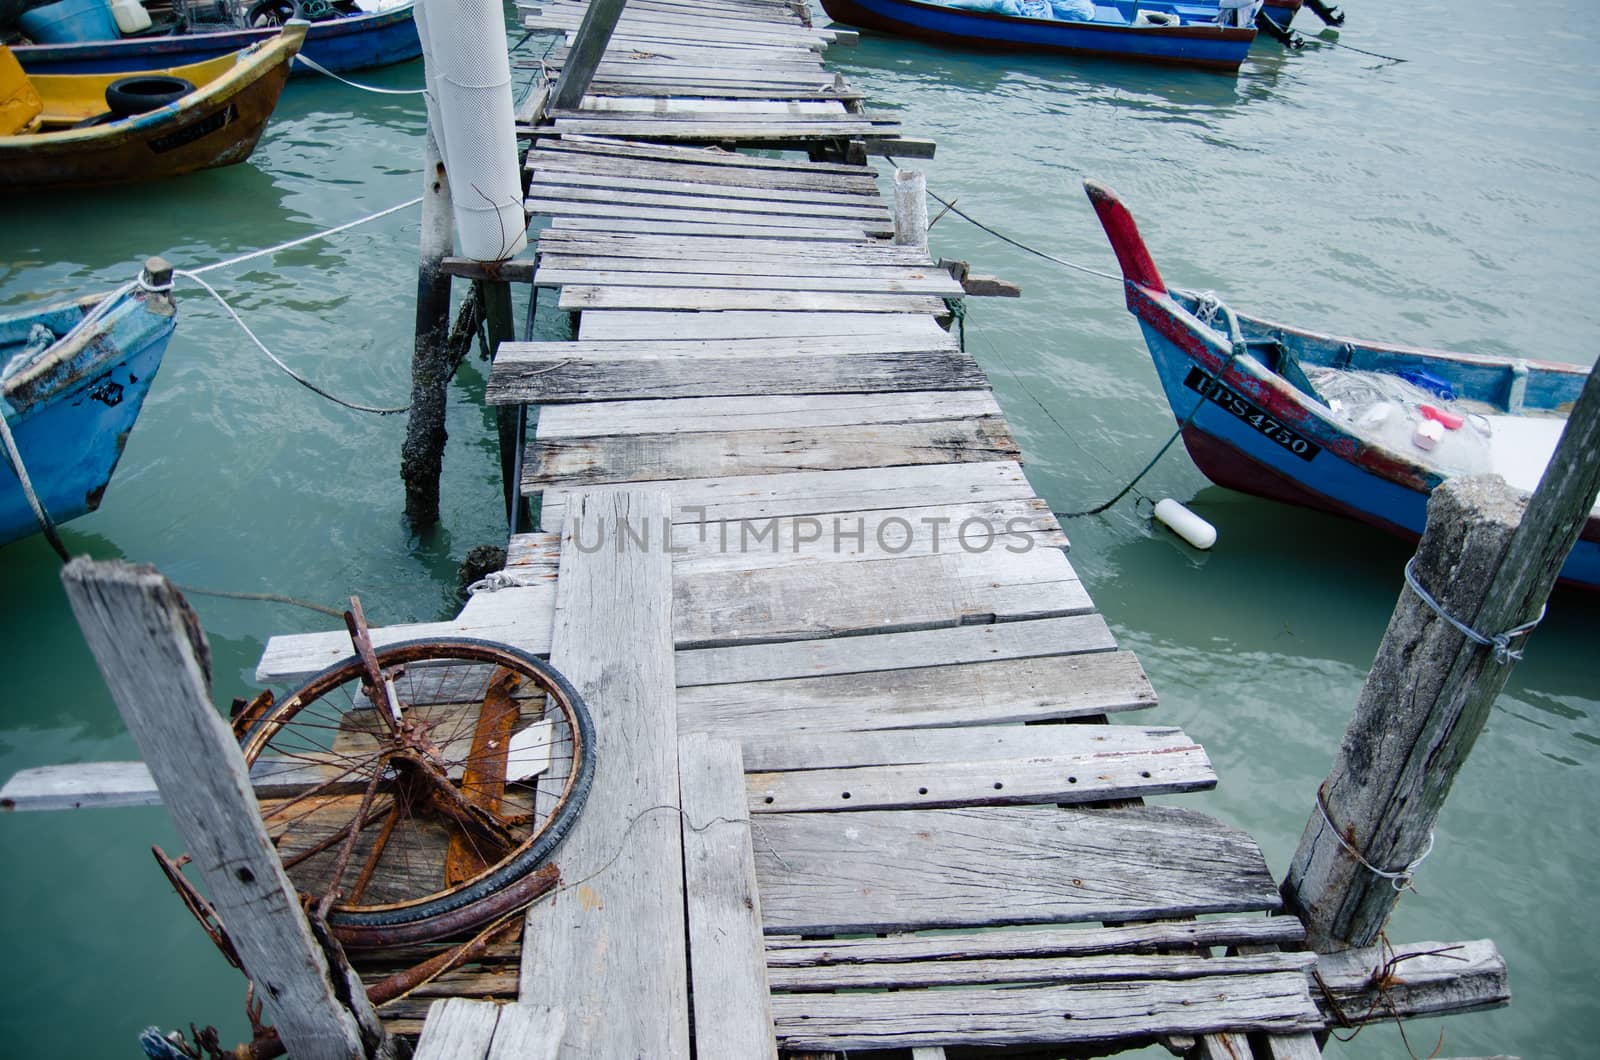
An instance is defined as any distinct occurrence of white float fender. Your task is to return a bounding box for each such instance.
[415,0,529,262]
[1153,498,1218,551]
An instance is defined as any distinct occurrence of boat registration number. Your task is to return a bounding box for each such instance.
[1183,367,1320,462]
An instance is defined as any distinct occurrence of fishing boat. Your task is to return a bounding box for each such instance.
[0,259,177,548]
[0,19,304,188]
[1083,179,1600,590]
[817,0,1257,72]
[9,0,418,77]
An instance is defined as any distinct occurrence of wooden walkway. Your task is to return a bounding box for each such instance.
[269,3,1333,1056]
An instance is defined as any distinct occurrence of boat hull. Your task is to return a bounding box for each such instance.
[0,25,303,188]
[1129,292,1600,592]
[819,0,1255,72]
[0,285,176,546]
[12,5,418,77]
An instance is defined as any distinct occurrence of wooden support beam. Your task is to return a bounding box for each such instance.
[60,560,386,1060]
[480,280,520,525]
[1285,360,1600,950]
[442,257,538,283]
[401,128,455,528]
[549,0,631,111]
[892,168,928,252]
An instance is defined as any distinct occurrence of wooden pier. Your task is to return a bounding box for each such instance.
[1,0,1515,1056]
[249,2,1503,1055]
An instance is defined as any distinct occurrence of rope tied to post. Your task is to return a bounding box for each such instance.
[1402,557,1545,665]
[1055,291,1248,518]
[1316,785,1434,892]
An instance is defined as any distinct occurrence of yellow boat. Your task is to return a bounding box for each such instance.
[0,19,305,189]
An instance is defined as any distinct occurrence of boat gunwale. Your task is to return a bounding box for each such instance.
[6,25,301,149]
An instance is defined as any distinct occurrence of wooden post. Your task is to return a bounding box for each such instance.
[893,168,928,251]
[401,126,455,527]
[60,559,389,1060]
[480,279,520,525]
[1284,362,1600,950]
[549,0,629,111]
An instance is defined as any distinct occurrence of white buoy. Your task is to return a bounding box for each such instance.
[1153,498,1217,550]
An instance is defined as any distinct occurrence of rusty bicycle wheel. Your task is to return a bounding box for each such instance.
[236,638,593,948]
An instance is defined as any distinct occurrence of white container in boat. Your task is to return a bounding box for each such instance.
[109,0,151,34]
[1412,419,1444,451]
[1153,498,1217,551]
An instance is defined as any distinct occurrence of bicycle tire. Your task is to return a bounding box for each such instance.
[239,637,594,939]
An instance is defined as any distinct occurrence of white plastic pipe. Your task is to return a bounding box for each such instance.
[415,0,528,262]
[1154,498,1217,550]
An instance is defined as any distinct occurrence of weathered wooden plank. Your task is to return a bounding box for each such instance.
[527,154,880,195]
[548,215,871,241]
[678,613,1118,688]
[769,950,1315,992]
[255,583,556,685]
[746,740,1214,812]
[412,1001,563,1060]
[525,182,890,221]
[1197,1031,1258,1060]
[1313,938,1509,1023]
[528,175,882,213]
[485,1006,564,1060]
[541,461,1038,530]
[753,804,1282,935]
[741,722,1187,773]
[1,761,159,810]
[571,83,867,102]
[534,11,840,47]
[413,998,498,1060]
[679,735,779,1060]
[537,269,959,296]
[764,916,1306,967]
[768,971,1320,1051]
[507,499,1067,575]
[528,418,1017,488]
[546,119,898,141]
[558,287,944,314]
[497,352,984,405]
[674,546,1088,648]
[533,134,873,175]
[536,257,952,283]
[519,489,687,1056]
[557,98,851,116]
[573,309,952,339]
[550,67,835,90]
[536,391,998,437]
[535,231,934,266]
[530,200,872,236]
[537,0,833,29]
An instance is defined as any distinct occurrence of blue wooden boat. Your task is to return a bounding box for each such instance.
[818,0,1257,72]
[1084,180,1600,591]
[10,0,418,77]
[0,258,176,547]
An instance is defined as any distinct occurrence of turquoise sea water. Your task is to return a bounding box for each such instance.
[1,1,1595,1054]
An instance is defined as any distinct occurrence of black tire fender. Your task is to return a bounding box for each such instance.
[243,0,302,26]
[104,75,196,118]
